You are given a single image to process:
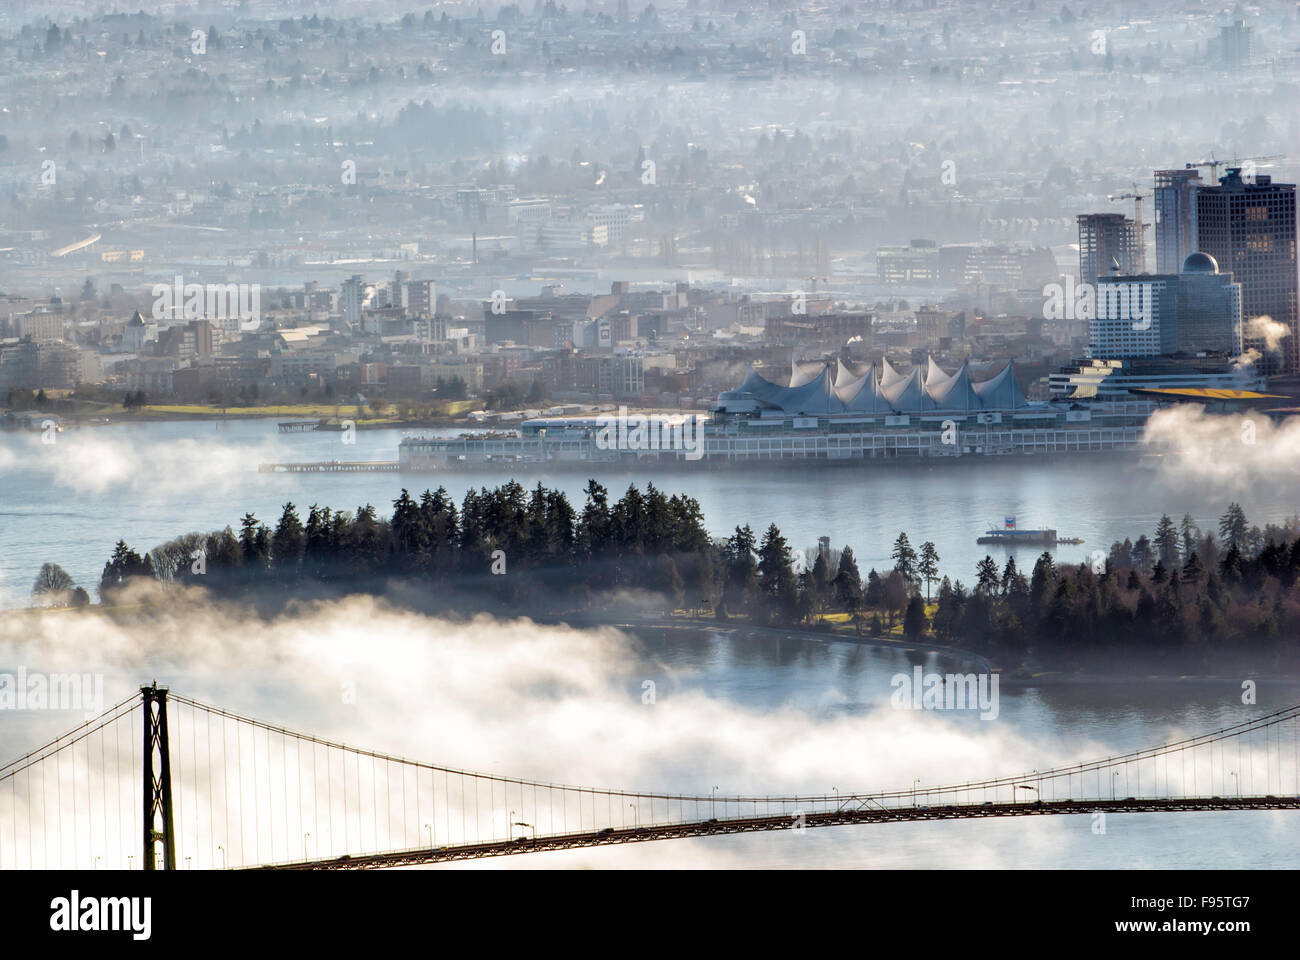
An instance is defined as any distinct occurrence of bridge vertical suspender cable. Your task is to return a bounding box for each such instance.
[3,691,1299,869]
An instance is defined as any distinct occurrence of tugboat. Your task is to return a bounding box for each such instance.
[976,516,1083,547]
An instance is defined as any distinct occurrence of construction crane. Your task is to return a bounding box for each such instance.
[1184,153,1285,183]
[1107,182,1151,233]
[1107,183,1151,272]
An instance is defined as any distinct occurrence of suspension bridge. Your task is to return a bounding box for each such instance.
[1,684,1297,869]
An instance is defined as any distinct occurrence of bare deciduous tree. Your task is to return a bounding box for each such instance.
[31,562,76,606]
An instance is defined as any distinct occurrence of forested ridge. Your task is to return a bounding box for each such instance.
[59,482,1300,671]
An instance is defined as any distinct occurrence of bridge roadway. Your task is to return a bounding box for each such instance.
[262,795,1300,869]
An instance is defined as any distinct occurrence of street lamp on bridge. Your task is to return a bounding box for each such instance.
[629,803,638,827]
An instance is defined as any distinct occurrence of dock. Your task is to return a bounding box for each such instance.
[278,420,322,433]
[258,460,400,473]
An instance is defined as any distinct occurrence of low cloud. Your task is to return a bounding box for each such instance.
[11,592,1281,869]
[0,592,1136,868]
[1246,315,1290,353]
[0,430,269,497]
[1142,405,1300,493]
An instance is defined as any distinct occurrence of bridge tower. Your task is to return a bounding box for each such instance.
[141,683,176,870]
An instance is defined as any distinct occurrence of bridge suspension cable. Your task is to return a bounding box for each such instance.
[1,690,1297,869]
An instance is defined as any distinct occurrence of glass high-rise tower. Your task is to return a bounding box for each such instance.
[1193,168,1298,374]
[1154,168,1201,275]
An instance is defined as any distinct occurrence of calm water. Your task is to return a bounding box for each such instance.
[536,627,1300,869]
[2,419,1297,867]
[0,417,1294,610]
[0,617,1294,869]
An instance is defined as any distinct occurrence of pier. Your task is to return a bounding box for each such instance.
[277,420,322,433]
[258,460,400,473]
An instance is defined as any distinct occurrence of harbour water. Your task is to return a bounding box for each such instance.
[0,419,1297,866]
[0,417,1294,611]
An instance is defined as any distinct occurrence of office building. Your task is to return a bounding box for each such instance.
[1174,253,1243,356]
[877,239,940,285]
[341,275,366,331]
[1219,20,1253,67]
[1089,253,1242,360]
[3,312,64,342]
[1091,275,1174,357]
[1193,168,1298,372]
[400,278,436,316]
[1154,168,1201,274]
[1077,213,1144,284]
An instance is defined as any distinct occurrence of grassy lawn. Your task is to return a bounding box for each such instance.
[7,398,480,422]
[675,604,941,641]
[134,401,476,421]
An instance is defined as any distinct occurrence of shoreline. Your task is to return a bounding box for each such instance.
[7,410,462,430]
[498,613,1296,688]
[2,597,1288,692]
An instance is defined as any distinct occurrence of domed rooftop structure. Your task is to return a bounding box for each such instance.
[1181,251,1219,274]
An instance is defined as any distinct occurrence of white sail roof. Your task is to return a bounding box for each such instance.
[789,358,828,388]
[881,366,926,409]
[716,357,1030,415]
[878,357,907,389]
[833,358,873,389]
[972,361,1029,409]
[924,359,981,411]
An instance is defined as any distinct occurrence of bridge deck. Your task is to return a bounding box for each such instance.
[7,690,1297,870]
[262,795,1300,869]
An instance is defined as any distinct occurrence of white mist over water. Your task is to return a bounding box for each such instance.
[0,596,1296,868]
[3,417,1298,866]
[0,428,276,497]
[1,595,1060,795]
[5,417,1300,610]
[1143,407,1300,495]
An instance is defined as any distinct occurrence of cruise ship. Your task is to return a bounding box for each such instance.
[398,357,1155,470]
